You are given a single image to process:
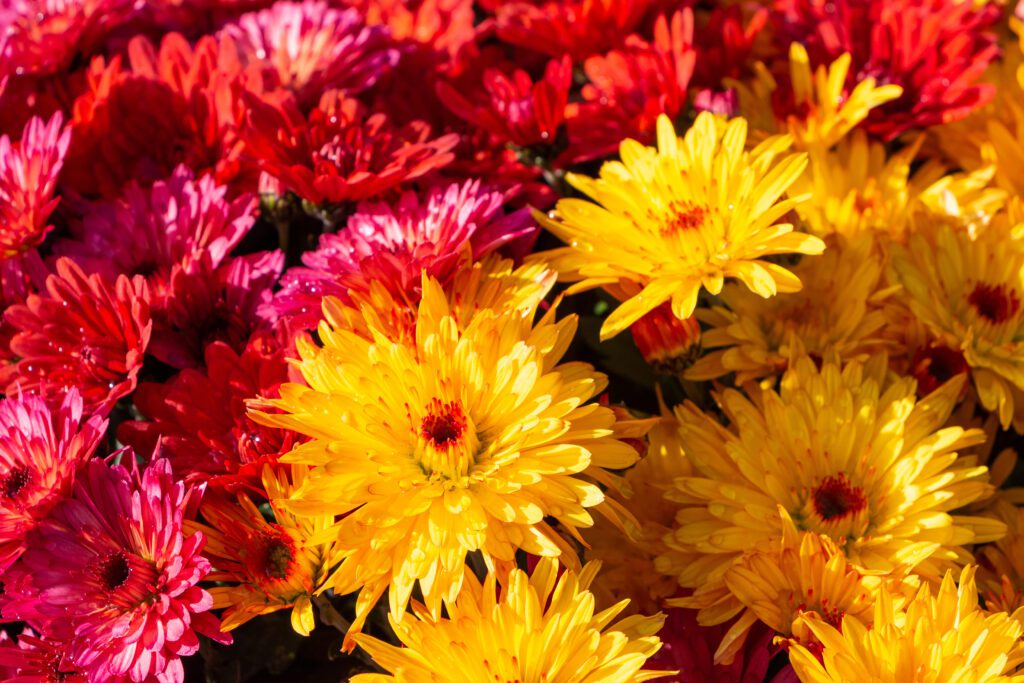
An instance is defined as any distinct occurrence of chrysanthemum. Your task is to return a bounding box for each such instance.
[243,90,458,206]
[219,1,399,108]
[534,112,824,340]
[630,302,702,375]
[272,180,535,328]
[978,501,1024,614]
[788,567,1024,683]
[251,274,641,646]
[53,165,256,301]
[687,236,892,383]
[770,0,1000,141]
[0,112,69,259]
[350,559,670,682]
[0,629,86,683]
[2,458,230,683]
[891,219,1024,430]
[191,465,338,635]
[657,355,1002,598]
[0,389,105,572]
[120,337,300,492]
[2,258,152,413]
[689,4,767,92]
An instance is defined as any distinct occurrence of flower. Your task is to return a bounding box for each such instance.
[2,257,152,413]
[535,112,824,340]
[686,236,892,383]
[119,337,300,492]
[438,55,572,149]
[350,559,671,682]
[690,4,767,91]
[978,501,1024,613]
[0,630,87,683]
[243,89,458,206]
[787,566,1024,683]
[657,355,1003,601]
[251,274,641,647]
[272,180,535,328]
[2,458,230,683]
[53,165,257,301]
[891,218,1024,430]
[191,465,338,635]
[770,0,1000,140]
[0,388,105,572]
[630,302,702,375]
[219,1,399,108]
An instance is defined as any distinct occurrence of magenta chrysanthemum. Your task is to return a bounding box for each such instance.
[0,388,105,572]
[2,458,230,683]
[273,179,535,326]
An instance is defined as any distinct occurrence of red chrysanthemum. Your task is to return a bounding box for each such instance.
[437,55,572,149]
[53,165,256,302]
[271,179,535,327]
[354,0,476,59]
[149,251,282,369]
[0,112,70,259]
[566,9,695,163]
[690,4,767,90]
[770,0,1000,140]
[2,258,152,413]
[219,0,400,108]
[120,336,299,492]
[0,388,105,573]
[0,630,87,683]
[2,458,230,683]
[243,89,459,206]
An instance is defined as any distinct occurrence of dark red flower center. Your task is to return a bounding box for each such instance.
[912,345,969,396]
[261,537,295,580]
[1,466,31,498]
[968,283,1020,324]
[812,474,867,521]
[421,400,467,448]
[661,200,708,236]
[95,551,132,591]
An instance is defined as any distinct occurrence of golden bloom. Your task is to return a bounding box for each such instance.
[979,501,1024,613]
[657,355,1003,597]
[350,559,671,683]
[534,111,824,340]
[788,566,1024,683]
[687,236,892,383]
[251,275,640,647]
[190,466,339,636]
[891,215,1024,429]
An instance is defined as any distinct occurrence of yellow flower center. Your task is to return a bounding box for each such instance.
[417,398,479,481]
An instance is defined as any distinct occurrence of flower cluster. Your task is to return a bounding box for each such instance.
[2,1,1024,681]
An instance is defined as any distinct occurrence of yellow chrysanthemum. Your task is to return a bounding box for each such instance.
[656,355,1004,596]
[675,509,914,664]
[533,111,825,340]
[251,275,641,647]
[190,465,339,636]
[687,236,893,383]
[788,566,1024,683]
[350,559,671,683]
[891,215,1024,430]
[979,501,1024,613]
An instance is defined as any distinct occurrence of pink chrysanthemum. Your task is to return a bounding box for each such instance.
[272,179,535,327]
[2,458,230,683]
[0,629,87,683]
[53,165,257,302]
[2,258,152,413]
[219,0,400,108]
[149,251,282,369]
[120,335,301,492]
[243,89,458,205]
[0,388,105,572]
[0,112,70,259]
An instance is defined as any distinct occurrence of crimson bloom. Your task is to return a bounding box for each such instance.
[54,165,257,301]
[690,4,767,90]
[271,179,535,327]
[770,0,1000,140]
[0,630,87,683]
[120,336,299,492]
[219,0,400,108]
[0,389,105,573]
[2,458,230,683]
[2,258,152,413]
[0,112,71,259]
[243,89,459,206]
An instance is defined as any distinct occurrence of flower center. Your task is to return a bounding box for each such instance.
[968,283,1020,324]
[1,466,31,498]
[257,530,296,581]
[94,551,131,591]
[421,400,467,448]
[812,474,867,521]
[660,200,708,236]
[911,345,968,396]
